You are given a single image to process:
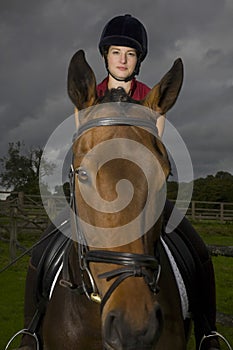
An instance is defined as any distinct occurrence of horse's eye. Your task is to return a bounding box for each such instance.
[75,168,88,182]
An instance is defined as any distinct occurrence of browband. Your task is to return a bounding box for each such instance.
[73,116,158,141]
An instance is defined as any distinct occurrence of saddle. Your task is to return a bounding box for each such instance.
[25,224,72,337]
[36,229,72,304]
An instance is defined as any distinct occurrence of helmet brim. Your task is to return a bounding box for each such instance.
[99,35,147,61]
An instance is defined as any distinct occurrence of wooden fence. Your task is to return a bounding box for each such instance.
[0,191,68,260]
[0,191,233,260]
[175,200,233,222]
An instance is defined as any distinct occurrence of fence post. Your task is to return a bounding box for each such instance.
[191,201,196,220]
[10,206,17,261]
[220,202,224,222]
[47,197,57,220]
[18,191,24,208]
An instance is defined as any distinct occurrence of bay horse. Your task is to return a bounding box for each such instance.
[41,50,188,349]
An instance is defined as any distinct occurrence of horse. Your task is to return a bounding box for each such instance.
[40,50,188,350]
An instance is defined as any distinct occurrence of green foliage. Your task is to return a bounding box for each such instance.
[167,171,233,202]
[166,180,178,200]
[193,171,233,202]
[0,141,54,195]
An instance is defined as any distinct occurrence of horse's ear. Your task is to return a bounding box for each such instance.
[142,58,184,114]
[67,50,97,110]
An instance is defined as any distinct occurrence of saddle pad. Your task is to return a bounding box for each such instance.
[160,237,191,320]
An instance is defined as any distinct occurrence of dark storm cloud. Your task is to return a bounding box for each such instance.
[0,0,232,180]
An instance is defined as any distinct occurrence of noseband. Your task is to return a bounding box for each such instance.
[86,250,161,312]
[65,115,161,311]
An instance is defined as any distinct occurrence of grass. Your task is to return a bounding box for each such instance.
[192,220,233,246]
[213,256,233,315]
[0,221,232,349]
[0,272,26,349]
[0,230,40,349]
[191,221,233,317]
[0,248,28,349]
[187,221,233,349]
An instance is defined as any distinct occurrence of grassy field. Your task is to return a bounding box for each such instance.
[0,221,232,349]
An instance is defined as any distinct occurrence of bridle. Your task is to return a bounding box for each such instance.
[62,114,161,312]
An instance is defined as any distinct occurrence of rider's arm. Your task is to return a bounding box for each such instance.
[157,114,166,137]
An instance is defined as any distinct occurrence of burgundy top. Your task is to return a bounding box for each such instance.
[97,77,151,101]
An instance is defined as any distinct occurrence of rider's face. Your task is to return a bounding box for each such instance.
[107,46,137,80]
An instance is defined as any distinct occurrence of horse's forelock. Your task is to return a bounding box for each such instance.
[100,87,136,103]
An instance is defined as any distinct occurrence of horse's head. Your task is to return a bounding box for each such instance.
[67,50,183,349]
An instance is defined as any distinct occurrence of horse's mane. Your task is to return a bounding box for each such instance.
[99,87,139,104]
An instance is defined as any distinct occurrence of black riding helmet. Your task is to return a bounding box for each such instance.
[99,14,148,82]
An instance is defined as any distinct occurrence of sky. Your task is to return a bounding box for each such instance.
[0,0,233,183]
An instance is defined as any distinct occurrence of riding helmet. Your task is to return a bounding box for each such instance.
[98,14,148,81]
[99,14,148,61]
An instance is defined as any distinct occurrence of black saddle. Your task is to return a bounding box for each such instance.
[36,228,72,304]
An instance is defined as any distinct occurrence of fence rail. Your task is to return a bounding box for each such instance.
[1,192,233,260]
[0,191,68,259]
[171,200,233,222]
[1,192,233,221]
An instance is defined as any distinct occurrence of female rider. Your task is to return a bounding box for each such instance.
[18,14,220,350]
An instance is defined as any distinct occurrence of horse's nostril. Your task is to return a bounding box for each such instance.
[155,303,163,324]
[142,304,163,343]
[104,311,123,349]
[153,304,164,341]
[103,306,163,349]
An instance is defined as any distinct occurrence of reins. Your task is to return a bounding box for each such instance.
[0,220,69,274]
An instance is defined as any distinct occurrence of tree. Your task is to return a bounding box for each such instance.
[0,141,54,195]
[167,171,233,203]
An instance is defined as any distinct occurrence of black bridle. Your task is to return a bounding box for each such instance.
[86,250,161,312]
[64,115,161,312]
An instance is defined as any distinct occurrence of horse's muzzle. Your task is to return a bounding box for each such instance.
[103,303,163,350]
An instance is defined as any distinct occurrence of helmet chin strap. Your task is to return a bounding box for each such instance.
[108,69,135,82]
